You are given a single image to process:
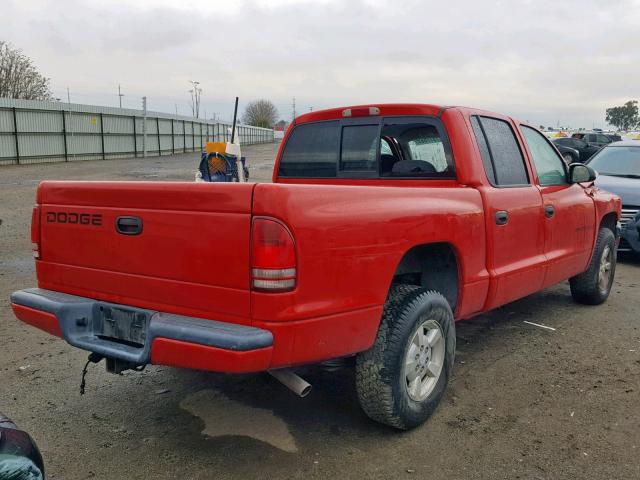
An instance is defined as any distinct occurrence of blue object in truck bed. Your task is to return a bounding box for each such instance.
[198,152,247,182]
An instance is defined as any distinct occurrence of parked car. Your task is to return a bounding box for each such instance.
[553,142,581,163]
[587,141,640,254]
[553,137,600,162]
[10,104,621,430]
[605,133,622,142]
[0,412,45,479]
[572,131,613,147]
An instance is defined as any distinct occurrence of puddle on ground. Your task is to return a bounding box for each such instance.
[180,389,298,453]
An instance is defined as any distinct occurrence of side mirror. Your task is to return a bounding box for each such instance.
[569,163,597,184]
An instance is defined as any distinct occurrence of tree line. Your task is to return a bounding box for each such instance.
[605,100,639,132]
[0,41,52,101]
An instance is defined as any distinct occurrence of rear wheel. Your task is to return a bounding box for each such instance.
[570,228,616,305]
[355,285,455,430]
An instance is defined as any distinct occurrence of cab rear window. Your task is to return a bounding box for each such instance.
[278,117,455,179]
[277,121,340,178]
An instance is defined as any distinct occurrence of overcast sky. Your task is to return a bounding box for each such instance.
[2,0,639,127]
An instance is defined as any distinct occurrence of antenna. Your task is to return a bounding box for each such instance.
[231,96,239,144]
[292,97,296,121]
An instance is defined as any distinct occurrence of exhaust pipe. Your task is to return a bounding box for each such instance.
[268,369,312,397]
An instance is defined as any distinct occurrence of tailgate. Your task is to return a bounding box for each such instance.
[36,181,255,323]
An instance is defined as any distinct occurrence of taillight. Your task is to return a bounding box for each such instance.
[31,206,40,259]
[251,218,296,292]
[342,106,380,117]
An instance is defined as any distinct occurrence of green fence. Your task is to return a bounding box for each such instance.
[0,98,274,166]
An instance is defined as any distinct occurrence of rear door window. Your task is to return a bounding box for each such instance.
[471,116,529,186]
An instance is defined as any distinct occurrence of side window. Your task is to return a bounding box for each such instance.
[471,116,529,186]
[596,134,611,144]
[470,116,496,184]
[278,121,340,177]
[520,125,568,186]
[340,125,378,172]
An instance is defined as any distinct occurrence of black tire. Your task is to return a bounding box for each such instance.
[570,228,616,305]
[355,285,456,430]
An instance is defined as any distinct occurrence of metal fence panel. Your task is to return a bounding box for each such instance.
[103,115,133,134]
[0,98,274,165]
[67,112,101,134]
[68,134,101,156]
[0,135,16,165]
[104,135,135,154]
[0,109,13,132]
[18,109,63,133]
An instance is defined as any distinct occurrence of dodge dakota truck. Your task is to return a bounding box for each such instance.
[11,104,621,430]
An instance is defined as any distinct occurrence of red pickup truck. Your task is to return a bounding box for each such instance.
[11,104,621,429]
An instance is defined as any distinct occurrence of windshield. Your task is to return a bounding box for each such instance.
[588,146,640,177]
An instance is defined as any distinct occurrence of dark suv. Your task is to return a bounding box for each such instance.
[572,132,613,147]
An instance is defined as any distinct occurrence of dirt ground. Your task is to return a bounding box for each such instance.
[1,144,639,480]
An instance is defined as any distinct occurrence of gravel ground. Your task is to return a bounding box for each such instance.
[0,143,639,480]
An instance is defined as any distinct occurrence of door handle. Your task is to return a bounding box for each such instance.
[495,210,509,225]
[544,205,555,218]
[115,216,143,235]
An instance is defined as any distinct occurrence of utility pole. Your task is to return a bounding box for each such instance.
[118,84,124,108]
[67,87,74,148]
[142,96,147,158]
[175,103,178,115]
[189,80,202,118]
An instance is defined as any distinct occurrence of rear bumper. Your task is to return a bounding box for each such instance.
[10,288,273,373]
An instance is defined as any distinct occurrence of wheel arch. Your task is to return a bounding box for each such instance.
[599,211,618,235]
[390,242,461,314]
